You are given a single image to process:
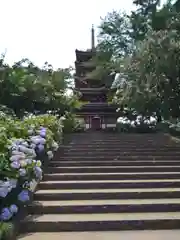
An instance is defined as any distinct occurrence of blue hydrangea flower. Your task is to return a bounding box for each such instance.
[34,166,42,179]
[9,204,18,214]
[18,190,30,202]
[19,168,27,177]
[9,179,17,188]
[39,128,46,138]
[0,208,13,221]
[0,187,9,198]
[10,161,20,169]
[10,155,20,162]
[27,159,32,165]
[37,144,44,152]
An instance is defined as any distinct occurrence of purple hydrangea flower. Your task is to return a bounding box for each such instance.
[9,179,17,188]
[19,168,27,177]
[19,145,28,153]
[34,166,42,179]
[0,208,13,221]
[27,159,32,165]
[10,161,20,169]
[18,190,30,202]
[10,155,20,162]
[9,204,18,214]
[30,143,36,149]
[37,144,44,152]
[40,127,46,131]
[39,128,46,138]
[0,187,9,198]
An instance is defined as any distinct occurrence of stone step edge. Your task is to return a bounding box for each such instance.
[23,212,180,222]
[31,198,180,206]
[44,172,180,176]
[36,187,180,194]
[40,179,180,183]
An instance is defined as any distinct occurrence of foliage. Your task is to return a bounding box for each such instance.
[131,0,160,40]
[114,27,180,119]
[97,11,134,58]
[61,112,85,133]
[0,222,14,240]
[0,112,62,240]
[164,118,180,136]
[0,57,79,117]
[0,110,84,237]
[90,0,180,122]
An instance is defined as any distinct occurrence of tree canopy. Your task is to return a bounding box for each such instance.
[0,56,79,117]
[92,0,180,121]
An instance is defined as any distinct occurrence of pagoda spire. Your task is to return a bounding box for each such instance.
[91,25,95,50]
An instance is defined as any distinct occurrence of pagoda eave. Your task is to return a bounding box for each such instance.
[75,61,95,68]
[76,103,118,112]
[76,111,119,116]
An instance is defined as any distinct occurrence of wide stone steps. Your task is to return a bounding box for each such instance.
[18,230,180,240]
[34,188,180,201]
[47,165,180,173]
[63,144,177,148]
[21,133,180,235]
[58,155,180,160]
[63,152,180,156]
[21,212,180,232]
[28,199,180,214]
[50,160,180,166]
[64,144,179,150]
[44,172,180,181]
[39,179,180,189]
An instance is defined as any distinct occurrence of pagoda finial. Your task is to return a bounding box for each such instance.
[91,24,95,50]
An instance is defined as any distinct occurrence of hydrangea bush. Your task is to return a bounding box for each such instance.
[0,113,61,222]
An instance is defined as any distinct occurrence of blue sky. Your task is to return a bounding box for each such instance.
[0,0,167,69]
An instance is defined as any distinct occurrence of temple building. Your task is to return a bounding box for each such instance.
[74,26,118,130]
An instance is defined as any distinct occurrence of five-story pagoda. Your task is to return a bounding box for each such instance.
[74,26,118,130]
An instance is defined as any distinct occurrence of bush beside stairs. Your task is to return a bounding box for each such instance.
[19,133,180,237]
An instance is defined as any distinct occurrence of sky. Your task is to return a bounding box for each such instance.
[0,0,167,69]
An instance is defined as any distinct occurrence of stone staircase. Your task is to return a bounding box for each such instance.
[20,133,180,238]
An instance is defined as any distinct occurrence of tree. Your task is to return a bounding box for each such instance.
[114,27,180,120]
[98,11,134,58]
[0,58,78,117]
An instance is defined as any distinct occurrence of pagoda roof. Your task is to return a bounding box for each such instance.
[75,49,96,62]
[75,49,96,55]
[75,87,107,92]
[76,102,118,112]
[75,61,95,68]
[76,87,109,95]
[74,75,100,81]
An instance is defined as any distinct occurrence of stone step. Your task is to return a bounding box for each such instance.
[28,199,180,214]
[58,155,180,160]
[69,138,171,142]
[34,188,180,201]
[70,136,169,140]
[21,212,180,232]
[63,151,180,156]
[65,144,176,148]
[47,165,180,173]
[64,147,180,152]
[44,172,180,181]
[50,160,180,167]
[39,179,180,189]
[68,142,172,146]
[17,230,180,240]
